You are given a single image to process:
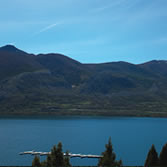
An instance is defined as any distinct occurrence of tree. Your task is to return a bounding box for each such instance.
[44,142,71,167]
[98,137,122,167]
[64,151,72,167]
[159,143,167,166]
[54,142,64,167]
[46,154,52,167]
[144,144,159,167]
[32,155,41,167]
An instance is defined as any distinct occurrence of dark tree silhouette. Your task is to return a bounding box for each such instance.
[64,151,72,167]
[98,137,122,167]
[144,144,159,167]
[159,143,167,166]
[45,142,71,167]
[46,154,52,167]
[33,142,71,167]
[32,155,41,167]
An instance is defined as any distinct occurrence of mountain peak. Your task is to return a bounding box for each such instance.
[0,45,24,53]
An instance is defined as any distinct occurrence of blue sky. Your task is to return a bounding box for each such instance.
[1,0,167,64]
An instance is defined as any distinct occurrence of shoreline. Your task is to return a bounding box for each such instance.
[0,114,167,119]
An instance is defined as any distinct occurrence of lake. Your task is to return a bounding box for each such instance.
[0,116,167,166]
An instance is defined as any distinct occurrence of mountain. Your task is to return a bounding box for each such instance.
[0,44,26,53]
[0,45,43,80]
[35,53,90,85]
[0,45,167,117]
[139,60,167,76]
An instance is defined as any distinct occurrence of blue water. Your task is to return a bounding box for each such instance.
[0,117,167,166]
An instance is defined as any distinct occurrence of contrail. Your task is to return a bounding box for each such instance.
[34,22,63,35]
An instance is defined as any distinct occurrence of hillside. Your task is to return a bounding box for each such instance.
[0,45,167,117]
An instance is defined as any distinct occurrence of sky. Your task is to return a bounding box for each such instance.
[0,0,167,64]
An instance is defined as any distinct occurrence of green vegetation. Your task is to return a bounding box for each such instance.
[1,45,167,117]
[98,137,122,167]
[31,138,122,167]
[1,94,167,117]
[144,145,159,167]
[32,156,41,167]
[32,142,71,167]
[30,140,167,167]
[144,143,167,167]
[159,143,167,166]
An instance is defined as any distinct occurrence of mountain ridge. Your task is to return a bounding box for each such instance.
[0,45,167,117]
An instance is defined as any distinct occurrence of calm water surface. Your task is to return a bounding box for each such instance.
[0,117,167,166]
